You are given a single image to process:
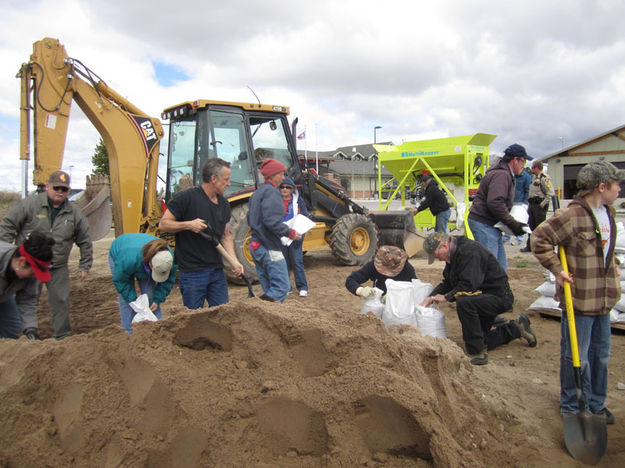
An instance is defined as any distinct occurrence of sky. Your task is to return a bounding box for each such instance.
[1,0,624,191]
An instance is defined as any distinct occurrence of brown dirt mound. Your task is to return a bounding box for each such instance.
[0,300,548,467]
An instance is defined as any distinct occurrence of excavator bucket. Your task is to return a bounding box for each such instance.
[73,174,112,242]
[368,210,426,257]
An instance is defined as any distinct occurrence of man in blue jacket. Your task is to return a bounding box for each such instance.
[248,159,301,302]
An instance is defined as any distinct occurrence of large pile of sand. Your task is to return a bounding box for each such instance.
[0,300,527,467]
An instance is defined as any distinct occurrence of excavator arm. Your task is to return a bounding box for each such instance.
[18,37,164,240]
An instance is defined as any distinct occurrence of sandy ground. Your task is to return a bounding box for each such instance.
[1,231,624,467]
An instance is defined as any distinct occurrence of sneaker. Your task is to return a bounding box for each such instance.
[299,290,308,297]
[259,294,276,302]
[493,315,509,327]
[517,314,537,347]
[594,408,615,425]
[23,328,40,340]
[469,351,488,366]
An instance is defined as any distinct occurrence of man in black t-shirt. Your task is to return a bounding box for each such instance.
[159,159,243,308]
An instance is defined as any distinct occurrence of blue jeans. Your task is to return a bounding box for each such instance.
[435,209,451,233]
[0,298,23,338]
[109,256,162,334]
[468,218,507,270]
[560,313,611,413]
[179,268,228,309]
[283,241,308,292]
[250,244,290,302]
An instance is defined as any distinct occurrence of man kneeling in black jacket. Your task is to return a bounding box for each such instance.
[421,233,537,365]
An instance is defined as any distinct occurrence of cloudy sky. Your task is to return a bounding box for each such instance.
[1,0,624,191]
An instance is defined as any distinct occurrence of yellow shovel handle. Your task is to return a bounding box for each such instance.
[559,246,581,368]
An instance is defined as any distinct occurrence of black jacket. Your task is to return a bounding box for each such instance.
[430,236,512,304]
[417,181,450,215]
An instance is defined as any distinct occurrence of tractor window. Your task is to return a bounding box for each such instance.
[167,119,196,198]
[250,116,293,174]
[204,110,255,197]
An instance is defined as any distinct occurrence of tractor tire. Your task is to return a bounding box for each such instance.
[329,213,378,266]
[227,204,258,285]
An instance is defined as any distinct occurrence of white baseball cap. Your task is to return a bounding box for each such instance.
[151,250,173,282]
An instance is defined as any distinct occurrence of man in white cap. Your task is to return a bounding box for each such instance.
[0,170,92,340]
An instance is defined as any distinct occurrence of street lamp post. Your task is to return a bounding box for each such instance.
[373,126,382,199]
[69,165,74,180]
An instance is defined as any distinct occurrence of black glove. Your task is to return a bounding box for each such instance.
[508,220,527,237]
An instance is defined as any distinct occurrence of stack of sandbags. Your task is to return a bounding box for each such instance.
[375,279,446,338]
[529,269,561,313]
[611,222,625,322]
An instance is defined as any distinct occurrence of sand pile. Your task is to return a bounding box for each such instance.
[1,300,526,467]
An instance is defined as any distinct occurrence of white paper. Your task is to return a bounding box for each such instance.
[280,214,315,246]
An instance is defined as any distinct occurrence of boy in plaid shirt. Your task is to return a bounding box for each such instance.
[532,161,623,424]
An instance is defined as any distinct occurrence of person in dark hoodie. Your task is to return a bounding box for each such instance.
[467,144,532,270]
[413,174,451,233]
[279,176,310,297]
[248,159,302,302]
[0,231,55,339]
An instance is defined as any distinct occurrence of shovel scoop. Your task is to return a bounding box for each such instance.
[559,246,607,465]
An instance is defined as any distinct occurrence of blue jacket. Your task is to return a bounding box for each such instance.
[514,170,531,204]
[109,233,177,305]
[248,181,292,250]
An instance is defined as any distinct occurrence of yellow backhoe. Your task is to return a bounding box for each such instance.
[19,38,422,283]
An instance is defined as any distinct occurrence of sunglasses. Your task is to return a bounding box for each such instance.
[53,186,69,192]
[279,185,292,190]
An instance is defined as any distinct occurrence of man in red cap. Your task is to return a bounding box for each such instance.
[247,158,301,302]
[0,231,55,339]
[0,171,92,340]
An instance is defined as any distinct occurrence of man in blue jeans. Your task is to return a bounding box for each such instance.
[159,158,243,309]
[248,159,301,302]
[467,144,531,269]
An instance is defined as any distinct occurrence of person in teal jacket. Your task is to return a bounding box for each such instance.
[108,233,177,333]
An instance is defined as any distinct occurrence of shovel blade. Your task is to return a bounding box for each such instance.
[563,412,607,465]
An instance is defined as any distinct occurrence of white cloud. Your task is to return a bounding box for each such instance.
[1,0,625,191]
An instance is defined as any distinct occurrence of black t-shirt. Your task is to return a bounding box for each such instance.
[166,187,231,272]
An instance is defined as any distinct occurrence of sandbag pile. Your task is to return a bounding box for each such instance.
[360,279,446,338]
[611,222,625,322]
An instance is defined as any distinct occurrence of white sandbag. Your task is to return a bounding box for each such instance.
[614,294,625,312]
[543,269,556,283]
[528,296,561,313]
[609,309,625,323]
[415,305,446,338]
[495,204,531,235]
[411,279,433,306]
[535,281,556,298]
[383,279,417,327]
[130,294,158,324]
[360,287,385,318]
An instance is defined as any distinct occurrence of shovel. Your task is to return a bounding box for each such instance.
[559,246,607,465]
[198,230,254,298]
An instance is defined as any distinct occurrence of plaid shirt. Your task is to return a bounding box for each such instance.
[531,197,621,316]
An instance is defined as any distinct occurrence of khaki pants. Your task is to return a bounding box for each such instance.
[23,265,72,339]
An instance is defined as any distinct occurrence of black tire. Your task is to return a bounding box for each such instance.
[228,203,258,285]
[329,213,378,266]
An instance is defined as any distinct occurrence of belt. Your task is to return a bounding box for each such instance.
[529,197,544,204]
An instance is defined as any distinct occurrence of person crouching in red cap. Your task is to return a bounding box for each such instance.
[0,231,55,339]
[247,158,302,302]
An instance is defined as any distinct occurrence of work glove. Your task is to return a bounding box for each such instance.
[356,286,374,298]
[508,220,528,237]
